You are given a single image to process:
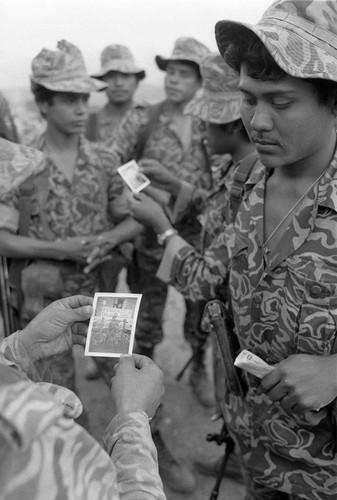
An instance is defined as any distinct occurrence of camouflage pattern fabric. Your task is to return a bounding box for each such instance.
[86,102,136,143]
[0,134,125,393]
[92,44,145,80]
[0,334,166,500]
[157,152,337,499]
[0,92,20,143]
[109,100,211,348]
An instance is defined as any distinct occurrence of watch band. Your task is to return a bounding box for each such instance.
[157,228,178,246]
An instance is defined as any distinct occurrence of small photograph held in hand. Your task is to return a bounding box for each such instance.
[85,293,142,357]
[117,159,151,192]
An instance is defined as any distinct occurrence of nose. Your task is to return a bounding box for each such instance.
[249,103,273,132]
[75,98,88,115]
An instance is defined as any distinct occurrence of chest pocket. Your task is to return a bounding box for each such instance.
[280,266,337,355]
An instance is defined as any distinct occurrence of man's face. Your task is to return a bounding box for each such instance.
[164,61,201,106]
[43,93,90,135]
[239,64,336,170]
[103,71,139,104]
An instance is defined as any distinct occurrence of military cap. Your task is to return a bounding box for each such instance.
[156,37,211,71]
[30,40,106,93]
[92,44,145,80]
[185,53,241,124]
[215,0,337,82]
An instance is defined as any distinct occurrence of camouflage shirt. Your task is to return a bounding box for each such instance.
[157,152,337,499]
[0,333,166,500]
[86,102,136,143]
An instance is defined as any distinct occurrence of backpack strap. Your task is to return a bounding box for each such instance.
[133,101,165,161]
[230,152,259,221]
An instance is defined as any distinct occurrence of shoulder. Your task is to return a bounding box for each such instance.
[0,138,46,198]
[82,136,120,169]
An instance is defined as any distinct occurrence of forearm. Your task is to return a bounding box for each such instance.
[157,232,228,302]
[104,410,166,500]
[106,217,144,248]
[0,229,63,261]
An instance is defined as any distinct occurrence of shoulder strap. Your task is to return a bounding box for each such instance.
[18,177,35,236]
[230,152,259,221]
[133,102,165,161]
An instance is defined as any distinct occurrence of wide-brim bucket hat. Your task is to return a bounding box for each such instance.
[92,44,145,81]
[30,40,106,93]
[185,53,241,124]
[156,37,210,71]
[215,0,337,82]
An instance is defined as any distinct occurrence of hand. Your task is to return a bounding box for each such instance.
[128,192,172,233]
[57,236,98,265]
[110,354,165,418]
[84,234,113,274]
[20,295,93,362]
[139,159,181,195]
[261,354,337,413]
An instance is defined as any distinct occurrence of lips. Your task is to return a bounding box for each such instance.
[254,138,277,146]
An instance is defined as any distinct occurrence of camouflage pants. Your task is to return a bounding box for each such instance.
[127,251,208,351]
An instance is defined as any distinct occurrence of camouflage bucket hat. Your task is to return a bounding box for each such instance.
[185,53,241,124]
[215,0,337,82]
[30,40,106,93]
[91,44,146,80]
[156,37,210,71]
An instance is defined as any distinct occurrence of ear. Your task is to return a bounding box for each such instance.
[37,100,50,117]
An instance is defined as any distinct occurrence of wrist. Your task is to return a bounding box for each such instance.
[157,228,178,246]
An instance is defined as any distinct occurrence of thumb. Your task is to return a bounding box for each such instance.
[119,354,136,367]
[68,304,93,322]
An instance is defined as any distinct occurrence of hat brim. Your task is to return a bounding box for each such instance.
[215,19,337,82]
[30,76,106,93]
[91,64,145,81]
[155,55,200,72]
[185,89,241,124]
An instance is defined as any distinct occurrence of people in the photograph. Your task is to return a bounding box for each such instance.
[0,294,166,500]
[86,44,146,142]
[127,1,337,498]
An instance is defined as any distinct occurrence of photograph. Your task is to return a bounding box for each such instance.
[117,160,151,192]
[85,292,142,357]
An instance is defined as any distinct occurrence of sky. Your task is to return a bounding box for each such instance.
[1,0,272,91]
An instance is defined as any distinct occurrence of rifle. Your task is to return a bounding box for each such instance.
[0,256,15,337]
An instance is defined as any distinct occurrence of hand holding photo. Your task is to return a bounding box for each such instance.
[117,160,151,193]
[85,293,142,357]
[234,349,275,378]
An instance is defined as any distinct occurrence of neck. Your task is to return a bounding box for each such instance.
[232,141,256,165]
[107,100,133,115]
[44,126,79,151]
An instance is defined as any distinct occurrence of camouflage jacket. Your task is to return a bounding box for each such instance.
[157,151,337,499]
[108,101,211,259]
[0,333,166,500]
[86,101,137,143]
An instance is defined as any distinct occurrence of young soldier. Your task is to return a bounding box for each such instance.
[0,40,141,425]
[87,44,145,142]
[128,2,337,498]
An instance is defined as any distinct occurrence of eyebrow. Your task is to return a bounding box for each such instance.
[239,86,297,97]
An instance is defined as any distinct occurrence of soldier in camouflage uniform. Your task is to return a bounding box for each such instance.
[0,294,166,500]
[87,44,146,142]
[130,2,337,499]
[0,40,141,427]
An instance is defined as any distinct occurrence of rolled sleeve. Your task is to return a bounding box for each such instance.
[0,201,19,233]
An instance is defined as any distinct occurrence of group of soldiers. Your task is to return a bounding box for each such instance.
[0,0,337,499]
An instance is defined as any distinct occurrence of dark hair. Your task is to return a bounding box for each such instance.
[225,32,337,105]
[31,82,58,105]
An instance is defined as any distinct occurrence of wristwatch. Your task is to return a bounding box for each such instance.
[157,228,178,246]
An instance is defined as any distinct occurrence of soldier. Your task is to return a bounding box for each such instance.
[0,40,141,427]
[87,44,146,142]
[129,1,337,499]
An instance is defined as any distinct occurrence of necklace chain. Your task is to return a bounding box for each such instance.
[263,169,327,254]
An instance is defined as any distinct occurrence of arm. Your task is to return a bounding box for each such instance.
[108,107,146,163]
[104,355,166,499]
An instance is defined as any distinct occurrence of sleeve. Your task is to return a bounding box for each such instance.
[0,93,20,143]
[107,107,147,163]
[97,147,125,202]
[0,332,52,383]
[103,410,166,500]
[0,198,19,232]
[156,231,229,303]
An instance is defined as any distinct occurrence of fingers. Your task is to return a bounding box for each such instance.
[59,295,93,310]
[132,353,156,368]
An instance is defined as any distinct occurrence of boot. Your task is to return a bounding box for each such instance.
[152,430,196,493]
[194,452,243,482]
[189,346,215,408]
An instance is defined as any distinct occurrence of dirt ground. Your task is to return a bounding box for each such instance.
[75,275,245,500]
